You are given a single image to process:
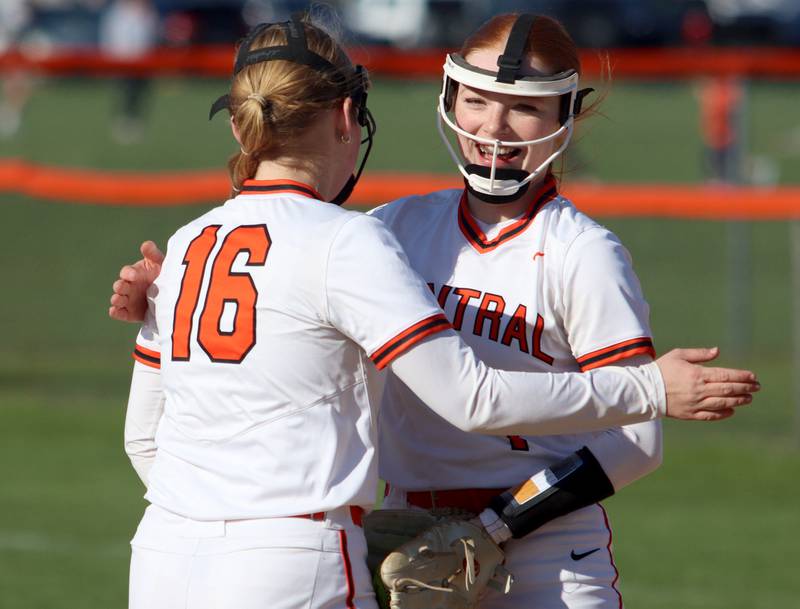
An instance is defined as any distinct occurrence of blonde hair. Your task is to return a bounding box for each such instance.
[227,17,362,192]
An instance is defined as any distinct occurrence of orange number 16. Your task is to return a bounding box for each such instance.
[171,224,271,363]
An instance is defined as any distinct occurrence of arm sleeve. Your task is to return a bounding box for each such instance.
[126,287,163,486]
[125,361,164,486]
[561,230,663,486]
[582,355,663,491]
[389,331,666,435]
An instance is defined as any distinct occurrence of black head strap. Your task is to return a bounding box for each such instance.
[496,14,537,84]
[209,13,352,120]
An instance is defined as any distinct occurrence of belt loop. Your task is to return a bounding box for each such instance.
[430,490,438,510]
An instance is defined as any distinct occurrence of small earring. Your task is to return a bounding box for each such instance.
[340,134,351,144]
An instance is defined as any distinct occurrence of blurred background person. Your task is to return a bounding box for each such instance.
[99,0,159,144]
[0,0,34,137]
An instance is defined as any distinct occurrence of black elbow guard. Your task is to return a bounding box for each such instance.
[488,446,615,539]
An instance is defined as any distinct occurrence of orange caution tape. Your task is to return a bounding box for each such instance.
[3,46,800,79]
[2,159,799,219]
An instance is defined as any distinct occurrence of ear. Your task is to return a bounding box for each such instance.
[230,116,243,146]
[334,97,356,140]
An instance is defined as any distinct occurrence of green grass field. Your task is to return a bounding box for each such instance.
[1,77,799,608]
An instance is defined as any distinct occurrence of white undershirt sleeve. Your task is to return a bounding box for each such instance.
[582,354,663,491]
[389,332,667,436]
[124,361,164,486]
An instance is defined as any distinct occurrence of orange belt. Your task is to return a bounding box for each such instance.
[406,489,505,514]
[293,506,364,527]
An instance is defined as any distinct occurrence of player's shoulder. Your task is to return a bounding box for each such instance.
[542,193,623,254]
[166,203,229,245]
[370,189,461,227]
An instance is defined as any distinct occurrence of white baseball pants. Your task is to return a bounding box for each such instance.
[129,504,377,609]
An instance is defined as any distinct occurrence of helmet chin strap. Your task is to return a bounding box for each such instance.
[463,165,532,204]
[330,106,376,206]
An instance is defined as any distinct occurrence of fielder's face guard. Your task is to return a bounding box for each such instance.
[436,14,593,204]
[209,13,376,205]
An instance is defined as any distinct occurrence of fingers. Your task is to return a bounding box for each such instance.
[700,381,760,398]
[696,394,752,411]
[108,305,130,322]
[701,367,758,384]
[666,346,719,364]
[110,292,128,307]
[113,277,133,297]
[690,408,736,422]
[119,265,141,283]
[141,240,165,264]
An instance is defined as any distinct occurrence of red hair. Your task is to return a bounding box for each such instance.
[460,14,580,76]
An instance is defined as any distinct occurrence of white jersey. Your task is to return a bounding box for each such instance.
[373,175,656,490]
[132,180,448,520]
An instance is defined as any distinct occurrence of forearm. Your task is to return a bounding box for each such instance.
[586,354,663,490]
[389,332,665,435]
[124,361,164,486]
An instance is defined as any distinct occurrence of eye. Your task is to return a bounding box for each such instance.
[463,96,486,107]
[514,103,540,114]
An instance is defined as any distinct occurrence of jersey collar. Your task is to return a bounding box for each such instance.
[457,173,558,254]
[239,179,323,200]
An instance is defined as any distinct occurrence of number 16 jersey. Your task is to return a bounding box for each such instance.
[132,181,449,520]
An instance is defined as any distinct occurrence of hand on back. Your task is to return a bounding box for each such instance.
[108,241,164,323]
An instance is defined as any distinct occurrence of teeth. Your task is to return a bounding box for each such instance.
[478,145,517,155]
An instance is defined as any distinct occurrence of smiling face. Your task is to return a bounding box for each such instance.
[453,47,563,178]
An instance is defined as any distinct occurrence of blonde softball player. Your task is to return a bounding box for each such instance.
[113,14,758,609]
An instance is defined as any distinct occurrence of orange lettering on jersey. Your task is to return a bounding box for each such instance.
[532,314,555,365]
[198,225,271,363]
[428,282,555,365]
[501,304,529,354]
[451,288,481,331]
[436,284,453,309]
[172,225,221,361]
[473,293,506,341]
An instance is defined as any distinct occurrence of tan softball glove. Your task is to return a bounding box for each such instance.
[378,517,513,609]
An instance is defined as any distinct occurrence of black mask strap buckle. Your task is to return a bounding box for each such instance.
[496,14,537,84]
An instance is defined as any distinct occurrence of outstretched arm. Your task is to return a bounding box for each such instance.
[390,331,757,434]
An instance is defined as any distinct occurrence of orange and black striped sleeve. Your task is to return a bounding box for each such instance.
[132,344,161,369]
[370,314,452,370]
[576,337,655,371]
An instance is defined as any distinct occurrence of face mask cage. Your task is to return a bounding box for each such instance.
[209,13,377,206]
[435,14,593,204]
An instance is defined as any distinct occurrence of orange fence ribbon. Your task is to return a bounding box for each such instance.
[3,46,800,79]
[2,159,799,219]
